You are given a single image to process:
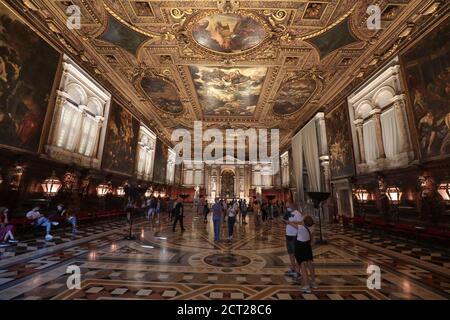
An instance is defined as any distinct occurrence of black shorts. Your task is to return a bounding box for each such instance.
[295,240,313,264]
[285,235,296,254]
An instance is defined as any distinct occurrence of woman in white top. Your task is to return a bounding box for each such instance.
[227,201,238,240]
[289,215,317,293]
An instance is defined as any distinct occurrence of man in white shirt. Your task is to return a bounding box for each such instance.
[282,202,303,277]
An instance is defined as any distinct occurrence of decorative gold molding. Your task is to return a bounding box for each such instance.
[102,0,175,41]
[284,4,357,42]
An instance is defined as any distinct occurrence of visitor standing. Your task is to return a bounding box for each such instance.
[240,199,248,224]
[227,200,238,240]
[290,215,317,293]
[203,199,210,223]
[212,198,222,241]
[172,197,185,232]
[282,202,302,277]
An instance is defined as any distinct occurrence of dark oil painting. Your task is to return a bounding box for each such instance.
[99,15,148,56]
[402,17,450,160]
[272,76,316,115]
[306,17,359,58]
[192,13,266,53]
[325,102,355,179]
[103,101,140,175]
[189,65,266,116]
[0,3,59,152]
[140,76,184,114]
[152,138,167,184]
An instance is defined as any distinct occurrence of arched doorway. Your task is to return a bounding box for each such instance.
[221,169,235,199]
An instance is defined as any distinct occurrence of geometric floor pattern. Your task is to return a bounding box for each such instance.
[0,208,448,300]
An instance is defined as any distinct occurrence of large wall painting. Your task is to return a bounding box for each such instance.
[0,3,59,152]
[152,138,167,184]
[272,76,317,115]
[325,102,355,179]
[103,101,139,175]
[140,76,184,114]
[192,13,266,54]
[189,66,266,116]
[402,17,449,160]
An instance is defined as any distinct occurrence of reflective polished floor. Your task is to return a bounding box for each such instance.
[0,207,449,300]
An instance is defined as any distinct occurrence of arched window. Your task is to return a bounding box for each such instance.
[48,56,111,168]
[135,126,156,181]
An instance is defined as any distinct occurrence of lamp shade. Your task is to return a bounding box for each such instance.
[145,187,153,198]
[438,182,450,201]
[41,171,62,196]
[116,186,125,197]
[96,182,111,197]
[354,188,369,202]
[386,186,402,203]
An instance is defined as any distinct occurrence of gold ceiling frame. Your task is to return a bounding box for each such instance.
[282,4,357,42]
[183,9,275,58]
[102,0,175,41]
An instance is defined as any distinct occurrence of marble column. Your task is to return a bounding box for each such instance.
[354,119,366,164]
[392,95,411,153]
[315,112,329,157]
[372,109,386,159]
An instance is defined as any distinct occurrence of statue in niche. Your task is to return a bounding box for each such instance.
[194,185,200,199]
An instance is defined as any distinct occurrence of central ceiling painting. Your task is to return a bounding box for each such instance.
[192,13,267,53]
[189,66,267,116]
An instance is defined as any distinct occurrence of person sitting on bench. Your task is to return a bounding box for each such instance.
[26,207,59,241]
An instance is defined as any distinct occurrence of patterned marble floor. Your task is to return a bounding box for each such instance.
[0,209,448,300]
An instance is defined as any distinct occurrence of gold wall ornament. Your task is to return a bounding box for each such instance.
[22,0,39,11]
[217,0,240,13]
[170,8,194,21]
[263,9,288,32]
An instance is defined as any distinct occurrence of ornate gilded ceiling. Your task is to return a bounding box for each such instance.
[7,0,442,149]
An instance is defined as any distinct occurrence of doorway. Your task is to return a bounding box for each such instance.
[221,169,235,198]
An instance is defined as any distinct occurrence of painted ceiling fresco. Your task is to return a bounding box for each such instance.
[192,13,267,53]
[273,76,317,115]
[140,76,184,114]
[98,15,149,56]
[189,66,267,116]
[18,0,428,148]
[306,17,359,58]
